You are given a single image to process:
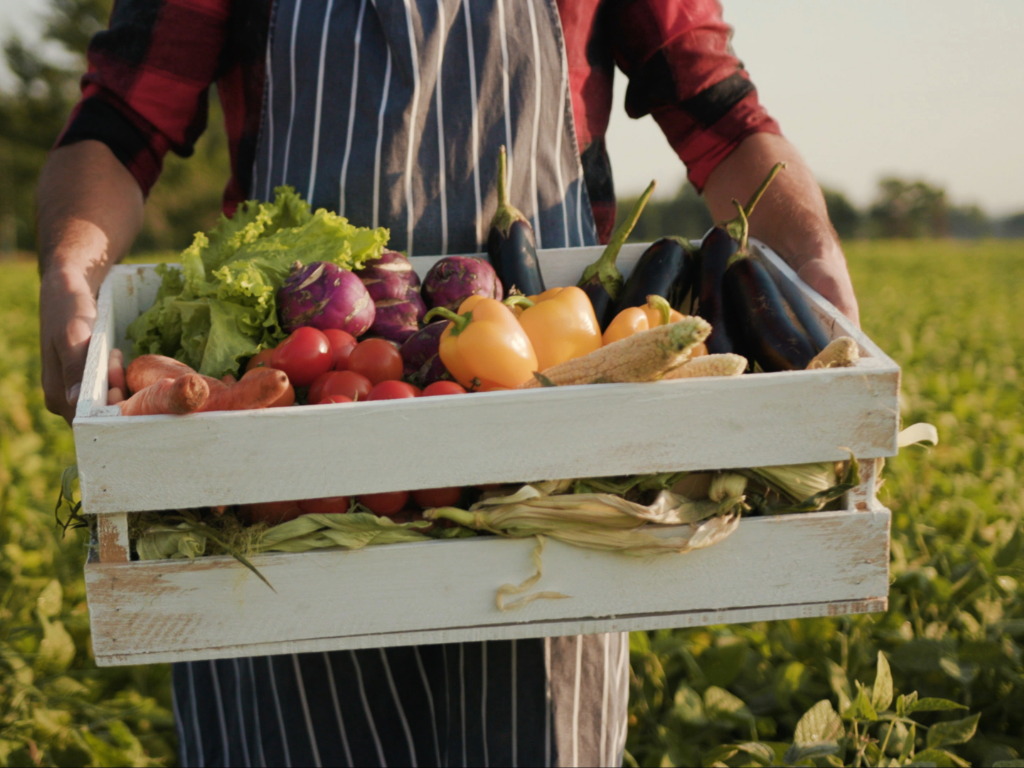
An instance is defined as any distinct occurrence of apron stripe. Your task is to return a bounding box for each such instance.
[380,649,418,767]
[433,0,448,254]
[246,658,267,768]
[261,40,275,201]
[228,660,251,768]
[526,0,543,248]
[322,652,354,767]
[186,662,206,767]
[511,639,518,768]
[461,0,483,251]
[349,650,387,767]
[413,646,442,766]
[338,0,367,218]
[496,0,513,188]
[481,641,489,767]
[306,0,335,203]
[209,661,231,766]
[553,38,569,247]
[291,655,322,767]
[400,0,422,255]
[280,0,303,186]
[373,42,393,230]
[266,657,292,768]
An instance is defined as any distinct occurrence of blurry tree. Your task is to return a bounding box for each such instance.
[0,0,230,254]
[820,186,861,239]
[947,204,990,239]
[867,177,949,238]
[994,211,1024,238]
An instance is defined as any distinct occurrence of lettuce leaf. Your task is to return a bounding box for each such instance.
[126,187,390,377]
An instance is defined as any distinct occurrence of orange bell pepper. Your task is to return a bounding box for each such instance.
[424,296,538,389]
[602,295,685,345]
[504,286,602,371]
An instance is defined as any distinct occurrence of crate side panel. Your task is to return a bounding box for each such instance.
[85,508,890,659]
[94,597,888,666]
[76,365,898,513]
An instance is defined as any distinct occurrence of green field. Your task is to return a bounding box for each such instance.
[1,240,1022,766]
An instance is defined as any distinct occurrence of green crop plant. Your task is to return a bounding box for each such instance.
[1,239,1022,766]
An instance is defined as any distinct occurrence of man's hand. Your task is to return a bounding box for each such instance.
[37,140,144,424]
[702,132,860,327]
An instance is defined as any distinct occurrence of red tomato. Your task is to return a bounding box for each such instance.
[271,327,333,387]
[322,329,358,370]
[319,371,372,402]
[320,394,354,405]
[298,496,350,515]
[308,371,340,404]
[246,349,275,372]
[421,381,467,397]
[412,487,464,508]
[359,491,410,517]
[347,338,403,385]
[366,380,418,401]
[239,500,303,525]
[270,383,296,407]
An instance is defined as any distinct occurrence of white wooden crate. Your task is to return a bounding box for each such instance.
[75,242,898,667]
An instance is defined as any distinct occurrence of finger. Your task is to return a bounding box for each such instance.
[108,347,127,392]
[796,259,860,328]
[107,387,125,405]
[41,337,75,424]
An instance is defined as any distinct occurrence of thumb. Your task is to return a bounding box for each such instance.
[60,312,97,417]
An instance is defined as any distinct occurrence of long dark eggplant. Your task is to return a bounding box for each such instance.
[695,226,739,354]
[577,180,656,329]
[613,236,698,316]
[487,146,545,296]
[719,163,822,371]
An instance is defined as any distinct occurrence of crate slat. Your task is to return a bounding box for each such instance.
[85,507,890,665]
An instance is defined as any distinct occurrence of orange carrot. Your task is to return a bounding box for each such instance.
[196,368,291,412]
[127,354,226,394]
[119,374,210,416]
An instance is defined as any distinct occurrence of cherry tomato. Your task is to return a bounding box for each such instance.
[347,338,404,385]
[271,327,333,387]
[246,348,275,372]
[239,500,303,525]
[421,381,467,397]
[412,487,464,508]
[319,370,372,402]
[270,382,296,407]
[366,380,418,401]
[320,394,354,405]
[322,329,358,370]
[298,496,350,515]
[359,491,410,517]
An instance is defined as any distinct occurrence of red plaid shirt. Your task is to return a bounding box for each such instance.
[58,0,780,242]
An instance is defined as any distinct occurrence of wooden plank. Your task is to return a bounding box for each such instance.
[75,277,114,421]
[93,596,888,667]
[96,512,130,563]
[75,364,899,512]
[85,507,890,663]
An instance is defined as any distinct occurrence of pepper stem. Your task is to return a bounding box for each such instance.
[646,295,673,326]
[423,306,472,336]
[577,179,657,300]
[503,295,535,310]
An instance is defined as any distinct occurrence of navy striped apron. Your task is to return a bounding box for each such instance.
[174,1,628,765]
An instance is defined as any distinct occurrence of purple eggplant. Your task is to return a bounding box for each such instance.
[357,250,421,302]
[422,256,502,312]
[369,287,427,343]
[278,261,375,336]
[487,146,546,296]
[400,321,451,387]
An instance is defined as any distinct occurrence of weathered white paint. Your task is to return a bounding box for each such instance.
[86,507,891,666]
[73,243,901,514]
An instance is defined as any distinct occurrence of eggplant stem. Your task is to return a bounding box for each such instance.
[724,162,786,245]
[497,146,509,209]
[743,161,786,219]
[423,306,472,335]
[578,179,656,299]
[726,200,750,267]
[646,294,673,326]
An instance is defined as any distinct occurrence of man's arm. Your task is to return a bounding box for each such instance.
[701,132,860,326]
[38,139,144,423]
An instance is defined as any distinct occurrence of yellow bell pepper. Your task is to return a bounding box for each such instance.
[424,296,538,389]
[505,286,602,371]
[602,295,685,345]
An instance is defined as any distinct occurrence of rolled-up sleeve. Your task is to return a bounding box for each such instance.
[56,0,231,196]
[610,0,781,191]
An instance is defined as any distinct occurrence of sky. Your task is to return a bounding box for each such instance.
[2,0,1022,214]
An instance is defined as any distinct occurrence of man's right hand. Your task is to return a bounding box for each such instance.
[37,140,145,425]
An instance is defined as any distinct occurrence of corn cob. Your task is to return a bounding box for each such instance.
[806,336,859,369]
[518,316,711,388]
[662,352,747,379]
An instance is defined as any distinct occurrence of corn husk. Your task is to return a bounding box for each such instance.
[424,484,741,556]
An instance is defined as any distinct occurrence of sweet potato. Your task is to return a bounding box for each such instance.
[119,374,210,416]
